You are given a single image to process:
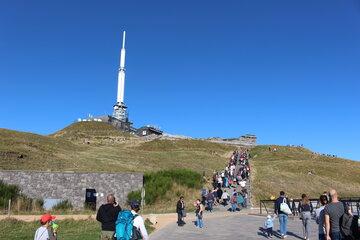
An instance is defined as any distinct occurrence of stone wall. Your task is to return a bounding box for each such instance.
[0,170,143,209]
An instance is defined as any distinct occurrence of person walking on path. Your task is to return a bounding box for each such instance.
[206,190,215,212]
[221,190,230,206]
[324,189,351,240]
[130,200,149,240]
[315,195,328,240]
[176,196,186,226]
[194,199,205,228]
[264,215,275,239]
[34,213,57,240]
[96,194,122,240]
[230,193,238,212]
[298,194,313,240]
[275,191,291,239]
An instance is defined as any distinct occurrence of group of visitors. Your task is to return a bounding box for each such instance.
[212,150,250,190]
[96,194,148,240]
[193,149,251,228]
[268,189,359,240]
[34,193,148,240]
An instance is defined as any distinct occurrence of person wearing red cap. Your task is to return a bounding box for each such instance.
[34,213,57,240]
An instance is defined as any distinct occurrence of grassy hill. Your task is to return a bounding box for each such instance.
[250,145,360,204]
[51,121,132,142]
[0,122,234,174]
[2,123,360,208]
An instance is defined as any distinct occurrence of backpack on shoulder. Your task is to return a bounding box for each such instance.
[115,210,142,240]
[340,211,360,240]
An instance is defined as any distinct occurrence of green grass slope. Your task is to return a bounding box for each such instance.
[0,123,234,174]
[250,145,360,204]
[52,121,132,142]
[0,128,83,171]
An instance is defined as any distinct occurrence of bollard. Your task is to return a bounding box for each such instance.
[7,199,11,218]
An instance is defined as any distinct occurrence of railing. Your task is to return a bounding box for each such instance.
[260,197,360,215]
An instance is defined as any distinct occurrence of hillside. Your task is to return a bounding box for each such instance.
[0,122,234,174]
[2,123,360,205]
[51,121,133,143]
[250,145,360,204]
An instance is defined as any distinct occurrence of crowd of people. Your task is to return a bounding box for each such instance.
[204,150,250,209]
[268,189,359,240]
[33,146,359,240]
[189,149,251,228]
[34,194,149,240]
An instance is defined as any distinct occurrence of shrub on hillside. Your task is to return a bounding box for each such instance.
[143,169,202,205]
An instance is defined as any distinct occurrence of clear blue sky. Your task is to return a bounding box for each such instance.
[1,1,359,160]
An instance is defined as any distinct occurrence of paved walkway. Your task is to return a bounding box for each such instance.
[150,213,318,240]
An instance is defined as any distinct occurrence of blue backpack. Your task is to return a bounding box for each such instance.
[115,210,138,240]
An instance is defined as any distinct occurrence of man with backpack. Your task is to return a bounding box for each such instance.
[324,189,354,240]
[115,200,148,240]
[96,194,122,240]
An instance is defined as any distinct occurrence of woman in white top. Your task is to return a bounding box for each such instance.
[130,201,149,240]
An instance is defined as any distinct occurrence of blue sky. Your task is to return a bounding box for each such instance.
[1,0,359,160]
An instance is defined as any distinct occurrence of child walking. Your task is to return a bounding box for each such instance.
[264,215,274,238]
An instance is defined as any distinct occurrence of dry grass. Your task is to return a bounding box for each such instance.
[0,122,234,175]
[142,183,198,214]
[250,145,360,205]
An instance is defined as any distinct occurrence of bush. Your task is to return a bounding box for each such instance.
[127,190,141,203]
[0,180,20,208]
[52,200,73,211]
[143,169,202,205]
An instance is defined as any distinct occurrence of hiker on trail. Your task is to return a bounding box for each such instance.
[324,189,351,240]
[34,213,57,240]
[96,194,122,240]
[237,192,245,210]
[298,194,313,240]
[221,190,230,206]
[274,191,291,239]
[206,189,215,212]
[176,196,186,226]
[242,189,248,208]
[216,187,223,204]
[230,193,238,212]
[264,215,275,239]
[194,199,205,228]
[130,200,149,240]
[315,195,328,240]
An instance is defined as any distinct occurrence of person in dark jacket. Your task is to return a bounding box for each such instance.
[96,194,122,240]
[274,191,290,239]
[176,196,186,226]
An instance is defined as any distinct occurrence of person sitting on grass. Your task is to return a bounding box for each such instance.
[34,213,57,240]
